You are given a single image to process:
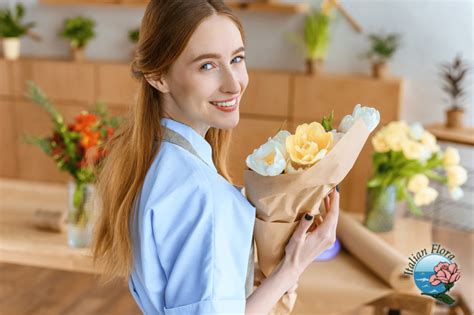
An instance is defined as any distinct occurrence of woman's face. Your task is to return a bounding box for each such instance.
[149,14,248,137]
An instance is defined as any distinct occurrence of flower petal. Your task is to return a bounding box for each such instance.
[449,272,460,283]
[448,262,458,274]
[430,279,441,286]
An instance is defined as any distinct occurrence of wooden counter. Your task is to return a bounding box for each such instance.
[0,177,437,314]
[0,178,95,273]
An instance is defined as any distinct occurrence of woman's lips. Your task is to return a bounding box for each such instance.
[209,99,239,112]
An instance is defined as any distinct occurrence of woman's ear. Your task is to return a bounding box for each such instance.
[145,74,170,93]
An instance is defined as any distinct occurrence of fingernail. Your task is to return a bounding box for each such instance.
[305,213,313,221]
[336,185,340,193]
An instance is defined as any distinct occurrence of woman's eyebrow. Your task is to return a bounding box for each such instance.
[190,46,245,64]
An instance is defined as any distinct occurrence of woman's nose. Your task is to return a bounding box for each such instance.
[220,66,241,94]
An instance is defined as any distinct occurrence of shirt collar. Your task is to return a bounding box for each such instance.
[160,117,217,172]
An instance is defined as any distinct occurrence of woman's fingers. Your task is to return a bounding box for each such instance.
[293,213,315,240]
[325,189,340,224]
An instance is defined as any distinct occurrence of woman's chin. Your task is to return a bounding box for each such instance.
[213,112,240,130]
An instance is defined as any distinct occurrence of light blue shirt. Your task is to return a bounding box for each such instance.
[128,118,256,315]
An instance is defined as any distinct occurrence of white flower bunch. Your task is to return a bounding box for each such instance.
[246,104,380,176]
[369,121,468,213]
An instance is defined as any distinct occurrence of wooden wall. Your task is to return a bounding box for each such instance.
[0,57,403,213]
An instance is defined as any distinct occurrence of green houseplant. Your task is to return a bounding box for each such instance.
[363,32,401,79]
[128,27,139,59]
[287,5,333,75]
[0,3,35,60]
[439,54,471,129]
[59,16,96,61]
[128,27,139,44]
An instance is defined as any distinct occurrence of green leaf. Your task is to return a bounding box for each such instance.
[405,192,423,216]
[421,292,456,305]
[21,134,53,155]
[321,110,334,131]
[367,176,383,188]
[0,3,35,37]
[59,16,96,49]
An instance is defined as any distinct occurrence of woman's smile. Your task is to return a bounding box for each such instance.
[209,96,239,112]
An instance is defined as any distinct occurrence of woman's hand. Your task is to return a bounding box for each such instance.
[283,187,340,278]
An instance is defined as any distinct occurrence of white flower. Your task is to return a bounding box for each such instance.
[271,130,291,159]
[371,132,390,153]
[449,186,464,201]
[408,174,429,193]
[401,140,424,160]
[246,140,287,176]
[421,131,440,153]
[409,123,425,141]
[443,147,460,167]
[419,145,433,161]
[339,104,380,133]
[446,165,468,187]
[414,186,439,206]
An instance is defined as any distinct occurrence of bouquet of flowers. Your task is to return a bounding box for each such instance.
[244,104,380,280]
[22,81,121,226]
[367,121,467,216]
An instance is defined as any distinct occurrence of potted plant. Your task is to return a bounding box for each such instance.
[22,81,122,248]
[287,5,333,75]
[364,121,467,232]
[363,32,401,79]
[0,3,35,60]
[128,27,139,58]
[128,27,139,44]
[59,16,96,62]
[439,54,471,129]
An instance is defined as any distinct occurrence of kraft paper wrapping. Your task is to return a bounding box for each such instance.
[252,211,418,314]
[243,118,371,279]
[336,211,415,291]
[243,119,371,315]
[290,211,417,314]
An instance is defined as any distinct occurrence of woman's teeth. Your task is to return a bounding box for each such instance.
[210,98,237,107]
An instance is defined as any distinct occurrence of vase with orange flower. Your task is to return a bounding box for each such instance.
[22,81,121,248]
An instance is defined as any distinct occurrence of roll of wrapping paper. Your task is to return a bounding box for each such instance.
[336,211,414,291]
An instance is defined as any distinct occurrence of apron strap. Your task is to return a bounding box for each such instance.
[156,125,255,297]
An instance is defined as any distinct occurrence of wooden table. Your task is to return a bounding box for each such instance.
[0,178,95,273]
[0,178,436,314]
[425,123,474,146]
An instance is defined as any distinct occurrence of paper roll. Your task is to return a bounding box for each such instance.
[336,211,414,291]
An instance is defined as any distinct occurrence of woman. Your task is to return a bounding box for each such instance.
[91,1,340,314]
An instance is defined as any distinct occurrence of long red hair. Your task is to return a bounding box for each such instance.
[91,0,245,283]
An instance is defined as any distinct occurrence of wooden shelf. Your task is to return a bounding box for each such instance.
[39,0,309,13]
[226,1,309,14]
[425,123,474,146]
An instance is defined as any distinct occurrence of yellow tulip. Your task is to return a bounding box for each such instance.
[286,122,333,166]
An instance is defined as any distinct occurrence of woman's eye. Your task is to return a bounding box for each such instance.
[200,56,245,71]
[233,55,245,63]
[200,63,213,71]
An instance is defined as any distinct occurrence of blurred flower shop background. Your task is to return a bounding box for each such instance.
[0,0,473,314]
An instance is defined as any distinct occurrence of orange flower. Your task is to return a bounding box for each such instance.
[73,112,97,132]
[80,130,100,150]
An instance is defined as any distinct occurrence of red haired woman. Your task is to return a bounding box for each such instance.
[91,1,340,314]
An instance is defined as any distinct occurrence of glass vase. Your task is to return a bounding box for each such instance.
[67,180,95,248]
[364,185,397,232]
